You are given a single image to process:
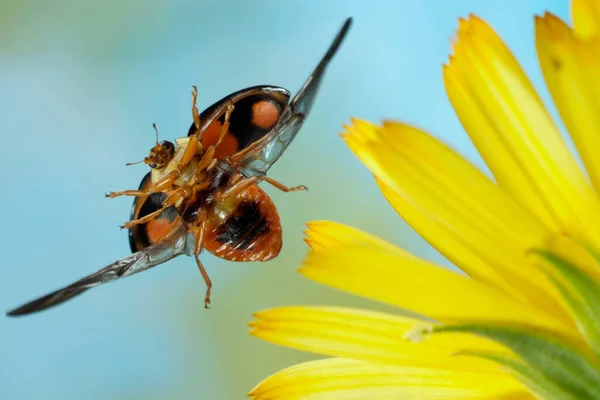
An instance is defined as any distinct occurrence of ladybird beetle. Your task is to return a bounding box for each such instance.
[7,18,352,316]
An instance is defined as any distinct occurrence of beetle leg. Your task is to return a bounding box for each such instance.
[259,176,308,193]
[105,170,181,198]
[191,103,236,184]
[215,103,234,148]
[176,134,200,171]
[196,145,216,173]
[195,254,212,309]
[120,190,182,229]
[105,189,145,198]
[192,85,201,135]
[214,174,307,202]
[191,216,211,309]
[196,103,235,174]
[121,207,165,230]
[213,176,259,202]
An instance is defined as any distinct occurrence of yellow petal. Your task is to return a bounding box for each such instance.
[572,0,600,38]
[342,119,569,318]
[443,62,554,231]
[307,217,490,289]
[444,15,600,241]
[304,220,406,256]
[250,306,506,371]
[298,246,577,339]
[536,13,600,241]
[376,179,533,297]
[249,357,530,400]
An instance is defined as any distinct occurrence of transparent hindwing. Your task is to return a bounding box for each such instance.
[235,18,352,177]
[7,221,189,316]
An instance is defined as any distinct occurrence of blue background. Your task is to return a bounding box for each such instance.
[1,0,568,398]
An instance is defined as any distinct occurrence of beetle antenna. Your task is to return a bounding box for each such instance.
[126,159,145,166]
[153,123,160,145]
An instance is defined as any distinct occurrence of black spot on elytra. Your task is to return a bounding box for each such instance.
[216,201,269,250]
[188,89,285,150]
[227,95,282,148]
[137,194,177,247]
[129,173,178,253]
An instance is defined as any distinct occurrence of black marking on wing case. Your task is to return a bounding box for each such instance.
[129,172,178,253]
[228,95,283,149]
[215,201,270,250]
[187,87,289,150]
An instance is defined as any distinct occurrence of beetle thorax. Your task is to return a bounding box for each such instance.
[177,166,232,225]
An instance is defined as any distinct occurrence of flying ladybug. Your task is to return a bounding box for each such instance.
[7,18,352,316]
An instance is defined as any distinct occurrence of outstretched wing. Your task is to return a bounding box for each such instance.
[233,17,352,177]
[7,221,189,317]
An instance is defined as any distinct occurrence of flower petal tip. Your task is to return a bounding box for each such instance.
[464,14,484,26]
[247,381,264,397]
[349,116,368,125]
[249,309,272,321]
[536,12,573,43]
[304,220,324,229]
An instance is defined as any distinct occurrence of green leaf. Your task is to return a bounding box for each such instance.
[435,324,600,399]
[459,351,578,400]
[532,249,600,357]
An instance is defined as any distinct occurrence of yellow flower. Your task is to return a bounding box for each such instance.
[249,0,600,399]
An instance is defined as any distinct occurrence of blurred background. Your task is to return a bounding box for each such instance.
[1,0,569,398]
